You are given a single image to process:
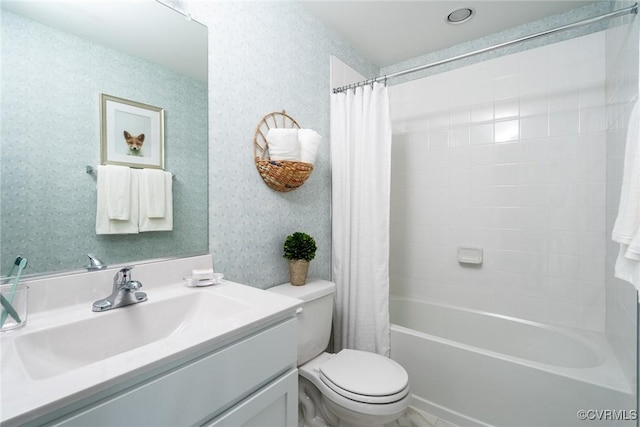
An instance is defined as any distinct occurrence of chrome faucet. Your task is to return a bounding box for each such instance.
[92,266,147,312]
[85,253,107,271]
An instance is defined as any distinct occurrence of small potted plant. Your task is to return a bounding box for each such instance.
[283,232,317,286]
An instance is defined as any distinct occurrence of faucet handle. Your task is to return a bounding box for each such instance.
[113,266,135,286]
[122,280,142,291]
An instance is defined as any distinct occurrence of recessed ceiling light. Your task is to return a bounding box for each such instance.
[447,7,474,24]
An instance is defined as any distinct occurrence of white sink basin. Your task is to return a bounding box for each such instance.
[1,256,303,427]
[14,291,250,380]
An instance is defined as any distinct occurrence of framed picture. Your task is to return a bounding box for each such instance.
[100,93,164,169]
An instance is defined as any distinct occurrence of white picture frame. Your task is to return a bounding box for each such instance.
[100,93,164,169]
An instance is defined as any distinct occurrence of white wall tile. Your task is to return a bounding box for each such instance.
[468,145,495,166]
[449,126,470,147]
[578,131,606,158]
[520,94,548,117]
[429,111,450,129]
[521,138,552,163]
[579,232,606,258]
[494,141,522,164]
[576,182,606,207]
[548,182,578,207]
[548,91,579,113]
[549,110,579,136]
[579,85,605,109]
[495,98,519,119]
[579,58,606,86]
[390,31,610,333]
[579,256,605,283]
[520,184,549,207]
[448,166,471,187]
[450,107,470,125]
[579,106,606,133]
[471,102,494,123]
[578,31,605,61]
[429,129,449,150]
[494,164,520,185]
[520,64,548,96]
[521,115,548,140]
[470,123,494,145]
[548,231,581,255]
[494,119,520,142]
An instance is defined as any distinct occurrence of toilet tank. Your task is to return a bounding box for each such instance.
[267,279,336,365]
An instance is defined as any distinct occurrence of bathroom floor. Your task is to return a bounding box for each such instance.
[386,407,459,427]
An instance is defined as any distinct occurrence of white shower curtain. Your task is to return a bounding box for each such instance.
[330,82,392,356]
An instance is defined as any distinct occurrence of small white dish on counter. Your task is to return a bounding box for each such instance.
[184,273,224,287]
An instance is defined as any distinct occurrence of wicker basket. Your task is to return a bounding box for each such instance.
[254,111,313,192]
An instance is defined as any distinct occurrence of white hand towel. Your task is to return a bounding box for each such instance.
[96,165,139,234]
[105,165,131,220]
[142,169,166,218]
[139,170,173,232]
[298,129,322,165]
[266,128,300,161]
[612,100,640,289]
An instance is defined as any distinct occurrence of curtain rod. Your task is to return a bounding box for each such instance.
[332,3,638,94]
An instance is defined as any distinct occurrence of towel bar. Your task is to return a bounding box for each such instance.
[86,165,175,180]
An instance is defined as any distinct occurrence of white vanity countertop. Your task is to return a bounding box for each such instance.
[0,256,302,426]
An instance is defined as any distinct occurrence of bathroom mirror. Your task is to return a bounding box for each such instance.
[0,1,209,277]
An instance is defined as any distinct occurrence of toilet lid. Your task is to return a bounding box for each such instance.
[319,349,409,400]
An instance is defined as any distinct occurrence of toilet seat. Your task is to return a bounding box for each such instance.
[319,349,410,404]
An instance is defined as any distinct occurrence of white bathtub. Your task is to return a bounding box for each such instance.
[389,296,635,427]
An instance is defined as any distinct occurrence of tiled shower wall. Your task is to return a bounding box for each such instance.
[390,31,608,331]
[605,0,639,396]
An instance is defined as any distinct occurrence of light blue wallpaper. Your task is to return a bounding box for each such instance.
[181,0,378,288]
[179,0,610,289]
[1,10,208,276]
[2,0,613,286]
[381,2,614,84]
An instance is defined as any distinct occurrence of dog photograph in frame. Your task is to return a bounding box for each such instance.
[100,93,164,169]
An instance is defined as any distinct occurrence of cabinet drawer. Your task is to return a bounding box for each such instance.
[205,369,298,427]
[52,318,297,427]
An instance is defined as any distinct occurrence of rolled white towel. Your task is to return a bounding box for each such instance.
[298,129,322,165]
[267,128,300,161]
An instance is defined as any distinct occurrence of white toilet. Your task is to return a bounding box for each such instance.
[268,279,410,427]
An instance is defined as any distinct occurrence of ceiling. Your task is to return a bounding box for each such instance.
[300,0,601,68]
[0,1,207,82]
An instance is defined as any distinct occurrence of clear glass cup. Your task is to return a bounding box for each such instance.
[0,283,29,332]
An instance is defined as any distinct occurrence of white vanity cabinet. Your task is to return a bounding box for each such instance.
[44,318,298,427]
[1,257,303,427]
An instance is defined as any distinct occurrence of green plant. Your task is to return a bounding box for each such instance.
[283,232,317,262]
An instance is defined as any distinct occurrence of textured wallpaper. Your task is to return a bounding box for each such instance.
[3,0,606,288]
[1,10,208,276]
[178,0,378,288]
[185,0,614,289]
